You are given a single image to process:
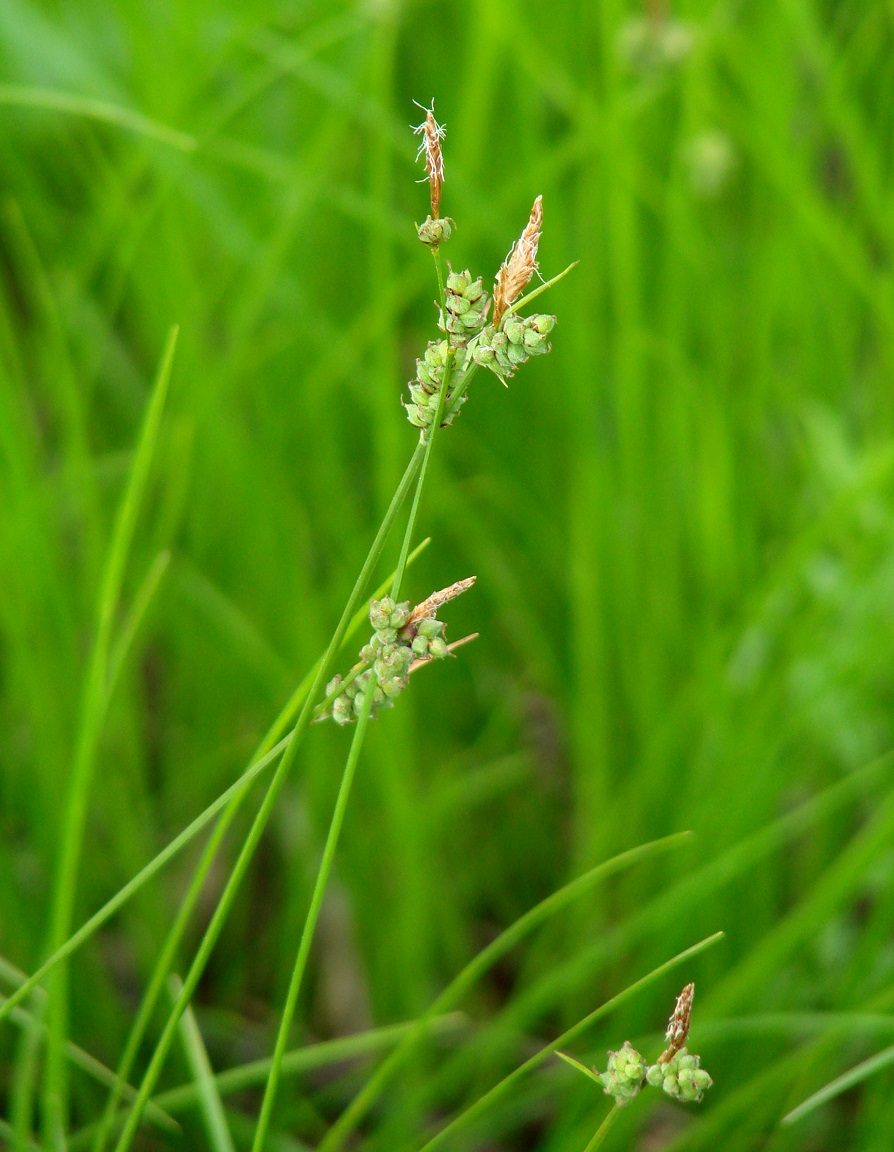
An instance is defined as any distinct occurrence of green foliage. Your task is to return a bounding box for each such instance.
[2,0,894,1148]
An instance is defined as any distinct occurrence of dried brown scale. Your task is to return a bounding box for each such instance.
[492,195,543,327]
[408,577,477,624]
[658,982,694,1065]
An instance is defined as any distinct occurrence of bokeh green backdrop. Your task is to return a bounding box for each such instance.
[3,1,894,1148]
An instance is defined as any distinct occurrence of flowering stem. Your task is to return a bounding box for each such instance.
[250,672,378,1152]
[417,931,723,1152]
[391,350,454,600]
[582,1104,621,1152]
[442,358,481,422]
[250,256,456,1144]
[318,833,691,1152]
[432,245,447,316]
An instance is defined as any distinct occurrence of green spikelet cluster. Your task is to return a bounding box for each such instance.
[442,269,489,344]
[646,1049,713,1103]
[325,596,450,726]
[598,1042,646,1107]
[403,339,468,431]
[403,271,489,434]
[472,314,556,379]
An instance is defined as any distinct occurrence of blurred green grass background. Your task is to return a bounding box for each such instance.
[3,0,894,1147]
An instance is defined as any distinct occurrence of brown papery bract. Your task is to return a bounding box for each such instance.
[492,195,543,327]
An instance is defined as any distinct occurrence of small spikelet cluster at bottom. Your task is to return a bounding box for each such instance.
[646,1049,713,1103]
[598,1041,646,1107]
[596,1045,713,1108]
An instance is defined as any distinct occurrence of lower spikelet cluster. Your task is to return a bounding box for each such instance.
[324,596,451,726]
[646,1049,713,1104]
[598,1042,646,1107]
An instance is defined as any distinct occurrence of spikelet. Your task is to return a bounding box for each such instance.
[412,102,446,219]
[492,195,543,327]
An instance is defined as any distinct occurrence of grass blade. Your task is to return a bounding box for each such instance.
[170,975,236,1152]
[782,1044,894,1127]
[0,85,196,151]
[42,326,178,1142]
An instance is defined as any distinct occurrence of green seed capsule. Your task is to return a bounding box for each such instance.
[446,270,471,294]
[504,318,525,344]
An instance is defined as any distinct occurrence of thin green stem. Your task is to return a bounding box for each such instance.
[582,1104,621,1152]
[442,359,480,423]
[251,332,454,1145]
[432,245,447,312]
[112,441,425,1152]
[170,975,236,1152]
[391,353,455,602]
[250,673,378,1152]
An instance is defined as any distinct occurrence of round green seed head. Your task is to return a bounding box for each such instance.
[417,216,453,246]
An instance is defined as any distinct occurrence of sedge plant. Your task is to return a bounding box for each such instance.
[1,100,572,1149]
